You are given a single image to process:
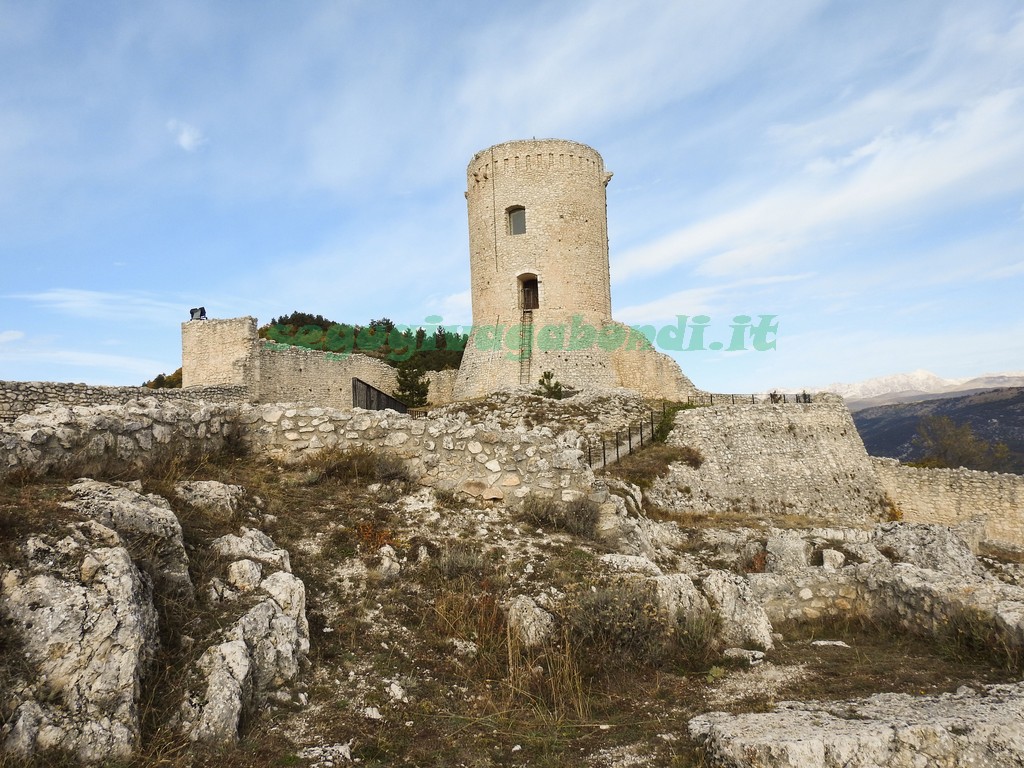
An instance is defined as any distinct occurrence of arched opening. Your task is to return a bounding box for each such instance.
[519,273,539,310]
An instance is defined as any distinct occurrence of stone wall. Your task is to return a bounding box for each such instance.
[241,403,594,502]
[181,316,459,410]
[181,317,258,389]
[0,380,250,425]
[872,457,1024,551]
[1,399,244,477]
[0,399,596,504]
[650,398,889,523]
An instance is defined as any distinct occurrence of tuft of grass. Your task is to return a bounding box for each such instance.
[671,609,723,673]
[300,445,412,489]
[558,581,667,673]
[937,604,1021,673]
[520,493,600,538]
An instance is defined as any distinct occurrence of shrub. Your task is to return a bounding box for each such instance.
[533,371,563,400]
[672,609,722,671]
[559,581,666,671]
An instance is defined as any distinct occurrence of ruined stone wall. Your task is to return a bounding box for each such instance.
[610,326,699,400]
[0,381,250,424]
[1,399,244,476]
[180,315,457,409]
[0,400,595,504]
[426,369,458,406]
[255,343,397,410]
[181,317,258,389]
[872,457,1024,551]
[242,403,593,502]
[651,399,888,523]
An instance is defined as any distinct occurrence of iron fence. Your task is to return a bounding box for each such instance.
[686,391,813,406]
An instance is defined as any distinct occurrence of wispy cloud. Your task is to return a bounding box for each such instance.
[0,330,25,343]
[10,289,184,323]
[617,86,1024,280]
[166,119,207,152]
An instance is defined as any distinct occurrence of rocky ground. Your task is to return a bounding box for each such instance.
[1,395,1024,767]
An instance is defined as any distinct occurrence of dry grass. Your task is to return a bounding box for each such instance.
[602,443,702,490]
[769,612,1016,705]
[1,445,1020,768]
[520,493,600,538]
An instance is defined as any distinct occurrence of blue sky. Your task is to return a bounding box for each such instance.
[1,0,1022,393]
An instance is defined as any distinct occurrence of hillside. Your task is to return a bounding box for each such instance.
[852,387,1024,472]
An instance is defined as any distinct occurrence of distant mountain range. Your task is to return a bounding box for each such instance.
[850,386,1024,473]
[821,369,1024,411]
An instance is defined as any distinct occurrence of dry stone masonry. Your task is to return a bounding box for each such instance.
[0,380,248,425]
[873,457,1024,552]
[650,398,891,524]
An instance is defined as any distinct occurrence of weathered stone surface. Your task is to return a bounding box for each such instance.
[690,682,1024,768]
[700,570,774,651]
[226,559,263,592]
[65,479,193,598]
[174,480,246,521]
[1,523,158,762]
[182,554,308,744]
[872,522,984,580]
[506,595,554,648]
[766,532,812,575]
[654,573,709,622]
[212,528,291,573]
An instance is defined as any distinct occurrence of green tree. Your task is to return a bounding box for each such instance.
[913,415,1012,472]
[395,359,429,408]
[534,370,563,400]
[143,367,182,388]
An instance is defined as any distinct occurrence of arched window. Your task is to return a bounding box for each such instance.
[508,206,526,235]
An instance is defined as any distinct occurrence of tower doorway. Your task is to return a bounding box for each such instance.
[520,276,539,310]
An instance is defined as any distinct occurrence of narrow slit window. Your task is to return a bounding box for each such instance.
[508,206,526,235]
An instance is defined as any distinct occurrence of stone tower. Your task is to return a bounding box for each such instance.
[453,138,697,401]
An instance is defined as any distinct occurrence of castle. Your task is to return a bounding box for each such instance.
[180,139,698,408]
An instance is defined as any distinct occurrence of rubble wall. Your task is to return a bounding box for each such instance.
[652,399,889,523]
[872,457,1024,551]
[0,381,250,425]
[0,400,596,505]
[241,403,594,503]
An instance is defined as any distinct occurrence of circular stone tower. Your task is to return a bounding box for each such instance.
[453,138,621,399]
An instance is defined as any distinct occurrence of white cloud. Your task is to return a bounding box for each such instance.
[0,330,25,343]
[616,86,1024,280]
[166,119,207,152]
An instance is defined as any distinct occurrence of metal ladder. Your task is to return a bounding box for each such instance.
[518,309,533,385]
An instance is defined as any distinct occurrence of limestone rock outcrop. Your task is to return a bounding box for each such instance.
[181,532,309,744]
[691,682,1024,767]
[1,521,159,762]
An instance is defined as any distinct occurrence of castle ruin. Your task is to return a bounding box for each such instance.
[180,139,697,408]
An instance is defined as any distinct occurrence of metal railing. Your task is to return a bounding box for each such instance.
[686,391,814,406]
[586,408,661,470]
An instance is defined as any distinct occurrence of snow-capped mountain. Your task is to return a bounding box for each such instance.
[819,370,1024,409]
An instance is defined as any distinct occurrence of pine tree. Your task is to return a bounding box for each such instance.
[395,359,429,407]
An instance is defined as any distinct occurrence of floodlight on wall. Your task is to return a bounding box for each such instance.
[189,307,208,321]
